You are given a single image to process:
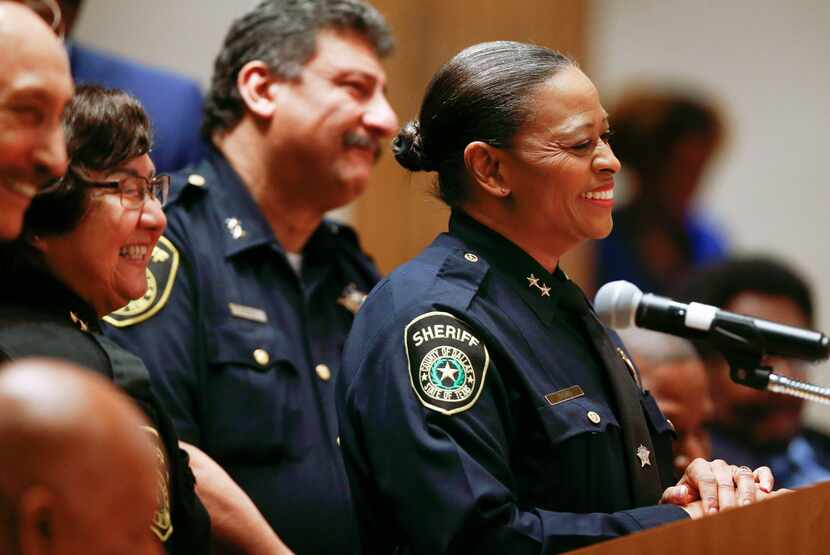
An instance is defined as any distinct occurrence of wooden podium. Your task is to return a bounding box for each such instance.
[567,481,830,555]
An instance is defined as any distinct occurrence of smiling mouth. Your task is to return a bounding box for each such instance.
[119,245,149,262]
[580,189,614,201]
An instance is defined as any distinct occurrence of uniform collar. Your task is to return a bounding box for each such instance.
[196,149,281,259]
[0,257,100,333]
[448,210,585,323]
[194,150,351,261]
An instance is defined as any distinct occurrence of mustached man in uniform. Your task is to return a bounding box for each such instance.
[104,1,398,553]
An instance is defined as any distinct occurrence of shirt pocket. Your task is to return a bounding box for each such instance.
[204,321,305,462]
[535,396,625,508]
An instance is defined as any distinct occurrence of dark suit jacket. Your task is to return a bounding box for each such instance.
[69,43,206,173]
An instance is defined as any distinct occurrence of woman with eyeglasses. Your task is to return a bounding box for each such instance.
[0,84,205,554]
[0,85,294,555]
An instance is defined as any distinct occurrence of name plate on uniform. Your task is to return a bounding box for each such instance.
[544,385,584,406]
[229,303,268,323]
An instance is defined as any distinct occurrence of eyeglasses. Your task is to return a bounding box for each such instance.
[72,169,171,209]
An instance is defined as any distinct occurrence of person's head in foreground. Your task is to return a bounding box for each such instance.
[0,358,161,555]
[0,0,73,240]
[3,85,168,316]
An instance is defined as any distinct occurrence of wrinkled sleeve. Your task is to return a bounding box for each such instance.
[338,305,687,555]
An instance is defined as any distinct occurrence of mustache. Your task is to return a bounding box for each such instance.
[343,131,382,162]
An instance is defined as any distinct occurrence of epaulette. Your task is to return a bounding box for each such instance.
[433,248,490,310]
[440,248,490,286]
[166,172,209,206]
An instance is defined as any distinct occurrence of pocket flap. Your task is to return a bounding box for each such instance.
[207,321,299,372]
[537,396,619,445]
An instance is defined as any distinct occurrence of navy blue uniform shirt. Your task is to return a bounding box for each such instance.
[336,211,687,555]
[104,149,379,554]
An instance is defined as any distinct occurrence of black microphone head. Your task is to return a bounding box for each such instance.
[594,281,644,329]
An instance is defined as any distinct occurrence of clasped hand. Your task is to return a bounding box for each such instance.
[660,458,782,518]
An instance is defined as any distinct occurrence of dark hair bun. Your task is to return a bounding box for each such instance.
[392,120,433,172]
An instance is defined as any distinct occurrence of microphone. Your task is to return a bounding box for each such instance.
[594,280,830,362]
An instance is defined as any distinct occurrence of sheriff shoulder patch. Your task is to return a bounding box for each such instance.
[404,311,490,415]
[103,236,179,328]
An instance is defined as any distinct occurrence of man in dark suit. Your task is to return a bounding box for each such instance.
[57,0,205,173]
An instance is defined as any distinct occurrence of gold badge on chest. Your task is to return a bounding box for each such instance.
[141,425,173,542]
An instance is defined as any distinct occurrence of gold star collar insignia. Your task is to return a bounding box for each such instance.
[526,273,551,297]
[69,311,89,332]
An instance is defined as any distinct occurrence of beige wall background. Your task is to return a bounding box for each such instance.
[352,0,589,279]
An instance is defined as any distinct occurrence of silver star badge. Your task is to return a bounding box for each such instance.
[636,444,651,468]
[337,283,368,315]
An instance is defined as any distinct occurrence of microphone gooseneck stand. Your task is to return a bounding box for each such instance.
[710,319,830,405]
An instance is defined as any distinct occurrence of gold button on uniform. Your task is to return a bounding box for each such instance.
[187,174,206,187]
[464,253,479,263]
[253,349,270,366]
[587,411,601,424]
[666,418,676,432]
[316,363,331,381]
[336,436,341,447]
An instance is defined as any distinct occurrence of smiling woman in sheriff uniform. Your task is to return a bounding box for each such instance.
[335,41,777,555]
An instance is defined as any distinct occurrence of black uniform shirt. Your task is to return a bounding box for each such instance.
[0,266,211,555]
[336,210,687,555]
